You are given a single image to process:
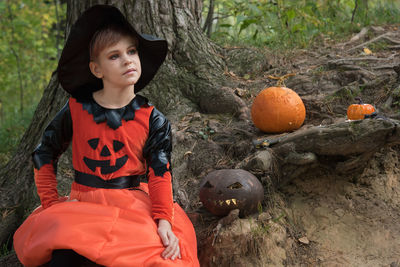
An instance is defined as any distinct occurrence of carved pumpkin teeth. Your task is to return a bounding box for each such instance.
[101,155,128,174]
[83,156,129,174]
[109,156,116,166]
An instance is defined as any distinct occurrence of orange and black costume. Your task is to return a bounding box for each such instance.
[14,93,199,266]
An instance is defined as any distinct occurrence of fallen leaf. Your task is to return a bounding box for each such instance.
[299,236,310,244]
[234,88,246,97]
[184,151,193,157]
[363,47,372,55]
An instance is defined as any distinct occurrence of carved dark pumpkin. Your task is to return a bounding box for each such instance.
[199,169,264,216]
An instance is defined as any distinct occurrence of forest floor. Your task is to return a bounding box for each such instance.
[2,25,400,267]
[172,25,400,267]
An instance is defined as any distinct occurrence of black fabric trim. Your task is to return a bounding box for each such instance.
[75,93,150,130]
[50,249,94,266]
[143,108,172,177]
[75,171,142,189]
[32,101,73,170]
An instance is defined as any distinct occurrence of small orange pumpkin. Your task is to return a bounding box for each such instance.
[251,86,306,133]
[347,97,375,120]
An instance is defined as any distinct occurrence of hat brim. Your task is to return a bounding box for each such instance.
[57,5,168,96]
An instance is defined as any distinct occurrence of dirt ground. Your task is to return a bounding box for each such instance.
[173,25,400,266]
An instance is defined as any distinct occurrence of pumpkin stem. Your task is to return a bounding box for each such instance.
[354,97,363,104]
[267,73,296,87]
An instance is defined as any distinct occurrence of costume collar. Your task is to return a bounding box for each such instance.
[75,93,149,130]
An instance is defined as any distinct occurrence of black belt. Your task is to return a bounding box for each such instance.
[74,171,144,189]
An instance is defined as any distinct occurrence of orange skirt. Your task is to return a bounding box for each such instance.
[13,183,199,267]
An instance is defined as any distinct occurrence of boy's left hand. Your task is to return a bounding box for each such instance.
[157,219,181,260]
[66,196,78,202]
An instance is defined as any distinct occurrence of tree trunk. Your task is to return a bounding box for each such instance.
[0,75,68,246]
[0,0,242,246]
[352,0,369,23]
[203,0,215,37]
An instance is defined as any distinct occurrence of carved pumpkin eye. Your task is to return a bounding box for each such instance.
[87,138,125,156]
[88,138,99,149]
[113,140,124,152]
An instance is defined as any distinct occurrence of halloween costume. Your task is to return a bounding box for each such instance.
[13,5,199,267]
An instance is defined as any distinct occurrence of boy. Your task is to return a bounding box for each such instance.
[14,5,199,267]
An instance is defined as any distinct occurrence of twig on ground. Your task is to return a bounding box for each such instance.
[371,65,399,70]
[346,32,393,52]
[383,36,400,45]
[328,57,388,65]
[343,27,369,46]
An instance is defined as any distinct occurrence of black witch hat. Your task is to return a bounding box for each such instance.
[57,5,168,96]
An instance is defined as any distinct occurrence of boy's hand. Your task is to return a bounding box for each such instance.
[157,219,181,260]
[66,196,78,202]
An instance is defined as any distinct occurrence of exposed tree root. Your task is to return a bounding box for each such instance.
[253,118,400,184]
[346,32,399,52]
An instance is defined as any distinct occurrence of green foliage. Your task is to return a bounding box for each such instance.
[0,235,11,257]
[0,104,37,166]
[203,0,400,49]
[0,0,65,118]
[0,0,66,162]
[1,243,10,257]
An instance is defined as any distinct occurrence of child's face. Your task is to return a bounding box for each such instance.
[89,35,141,90]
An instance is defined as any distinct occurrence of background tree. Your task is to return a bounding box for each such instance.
[352,0,369,23]
[0,0,66,159]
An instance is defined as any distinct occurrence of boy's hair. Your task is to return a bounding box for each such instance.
[89,23,139,61]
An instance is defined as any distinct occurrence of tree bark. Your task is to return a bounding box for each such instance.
[352,0,369,23]
[0,75,68,246]
[0,0,241,246]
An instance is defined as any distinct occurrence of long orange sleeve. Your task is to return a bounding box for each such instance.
[32,101,72,208]
[34,163,64,209]
[148,163,174,225]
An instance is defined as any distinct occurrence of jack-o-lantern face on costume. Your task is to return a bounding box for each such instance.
[83,138,128,174]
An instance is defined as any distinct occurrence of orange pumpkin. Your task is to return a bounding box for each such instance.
[347,97,375,120]
[251,86,306,133]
